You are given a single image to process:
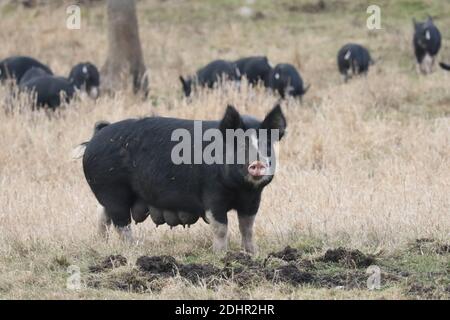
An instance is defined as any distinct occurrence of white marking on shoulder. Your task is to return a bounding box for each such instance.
[425,30,431,40]
[82,66,88,74]
[344,50,351,60]
[274,72,280,79]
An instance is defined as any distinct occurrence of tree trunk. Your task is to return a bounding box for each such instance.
[101,0,148,95]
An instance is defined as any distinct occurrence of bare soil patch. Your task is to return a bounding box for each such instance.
[86,246,401,292]
[319,247,376,268]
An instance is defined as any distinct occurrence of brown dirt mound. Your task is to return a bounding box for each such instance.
[436,244,450,254]
[410,239,450,255]
[221,264,266,288]
[320,247,376,268]
[87,269,165,293]
[87,246,387,292]
[135,255,178,275]
[178,263,222,284]
[88,254,127,273]
[314,270,367,289]
[268,246,302,262]
[295,259,316,270]
[233,268,266,287]
[106,270,151,293]
[267,264,315,285]
[221,251,259,267]
[406,283,440,299]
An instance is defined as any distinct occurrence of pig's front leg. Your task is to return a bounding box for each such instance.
[237,213,257,255]
[206,210,228,253]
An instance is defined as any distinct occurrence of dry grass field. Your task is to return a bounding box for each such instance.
[0,0,449,299]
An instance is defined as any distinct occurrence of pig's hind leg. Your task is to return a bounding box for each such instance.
[97,204,111,237]
[95,184,135,243]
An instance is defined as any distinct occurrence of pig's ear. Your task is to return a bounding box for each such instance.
[220,105,243,132]
[261,104,287,140]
